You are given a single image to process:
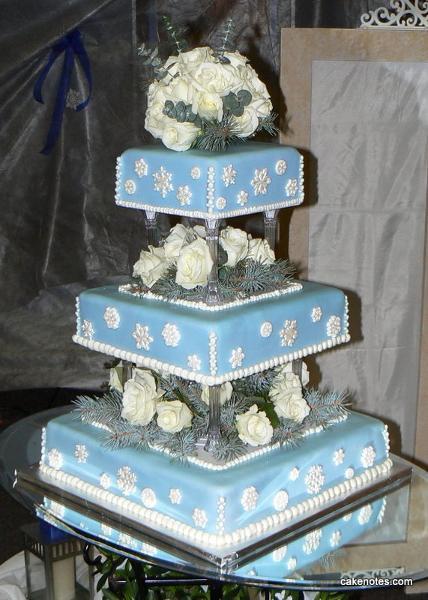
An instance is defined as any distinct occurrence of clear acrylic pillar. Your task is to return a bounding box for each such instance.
[263,209,279,250]
[204,219,220,305]
[204,385,221,452]
[145,210,159,247]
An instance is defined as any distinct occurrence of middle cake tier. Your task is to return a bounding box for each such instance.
[74,281,350,385]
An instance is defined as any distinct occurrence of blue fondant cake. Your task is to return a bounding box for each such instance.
[73,281,349,385]
[40,411,391,555]
[115,143,304,220]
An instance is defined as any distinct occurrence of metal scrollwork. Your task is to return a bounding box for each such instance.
[361,0,428,28]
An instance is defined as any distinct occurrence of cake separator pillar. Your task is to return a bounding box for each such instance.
[204,219,220,305]
[144,210,159,247]
[204,384,222,452]
[263,209,279,250]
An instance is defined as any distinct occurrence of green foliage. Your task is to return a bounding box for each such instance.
[215,18,236,61]
[303,389,350,428]
[161,15,188,54]
[163,100,202,126]
[191,114,243,152]
[256,112,279,136]
[137,258,296,304]
[222,90,252,117]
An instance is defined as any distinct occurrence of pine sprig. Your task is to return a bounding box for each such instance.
[256,112,279,136]
[74,390,122,426]
[220,393,256,428]
[272,418,305,447]
[304,389,350,428]
[233,369,277,397]
[216,18,235,60]
[191,114,243,152]
[212,431,246,462]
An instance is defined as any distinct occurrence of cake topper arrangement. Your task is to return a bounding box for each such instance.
[138,18,278,151]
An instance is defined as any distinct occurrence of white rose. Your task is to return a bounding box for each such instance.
[251,95,273,119]
[176,237,213,289]
[201,382,233,406]
[269,372,310,423]
[133,245,168,288]
[156,400,193,433]
[278,362,310,387]
[222,51,249,68]
[161,121,199,152]
[163,224,192,261]
[193,225,206,238]
[220,226,249,267]
[192,91,223,121]
[121,371,161,425]
[234,105,259,137]
[247,238,275,264]
[176,47,212,69]
[236,404,273,447]
[145,83,168,139]
[238,64,271,100]
[168,76,195,105]
[190,62,237,95]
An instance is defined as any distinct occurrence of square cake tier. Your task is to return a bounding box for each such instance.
[40,411,391,557]
[73,281,350,385]
[115,143,303,219]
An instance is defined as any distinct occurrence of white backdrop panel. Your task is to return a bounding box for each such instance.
[309,60,428,455]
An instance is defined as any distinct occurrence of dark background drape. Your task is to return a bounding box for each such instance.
[0,0,387,390]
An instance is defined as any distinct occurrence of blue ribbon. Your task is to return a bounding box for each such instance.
[34,29,92,155]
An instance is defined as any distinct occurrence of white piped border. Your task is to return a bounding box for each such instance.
[118,282,303,312]
[72,332,350,386]
[40,457,393,550]
[115,195,304,220]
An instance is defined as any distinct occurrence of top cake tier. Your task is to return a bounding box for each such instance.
[115,143,304,220]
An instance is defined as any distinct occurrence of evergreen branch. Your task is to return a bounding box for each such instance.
[232,369,277,397]
[304,389,350,429]
[73,390,122,426]
[212,431,247,462]
[191,114,243,152]
[256,112,279,136]
[272,418,305,447]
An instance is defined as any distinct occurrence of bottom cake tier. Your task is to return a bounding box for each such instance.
[40,410,391,555]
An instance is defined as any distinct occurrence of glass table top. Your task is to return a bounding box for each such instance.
[1,406,428,591]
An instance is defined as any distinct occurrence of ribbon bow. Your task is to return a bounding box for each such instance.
[34,29,92,155]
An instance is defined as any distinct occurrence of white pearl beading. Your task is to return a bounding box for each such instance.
[72,332,350,387]
[118,282,302,311]
[40,457,393,550]
[206,166,215,213]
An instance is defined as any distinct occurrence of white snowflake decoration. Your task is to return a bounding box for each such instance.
[153,166,173,197]
[358,504,373,525]
[345,467,355,480]
[49,501,65,519]
[230,347,245,368]
[47,449,63,470]
[192,508,208,528]
[327,315,341,338]
[141,488,157,508]
[272,545,287,562]
[289,467,300,481]
[187,354,201,371]
[304,465,325,495]
[100,473,112,490]
[216,196,227,209]
[133,323,153,350]
[162,323,181,347]
[260,321,273,338]
[117,466,137,496]
[191,166,201,179]
[285,178,298,197]
[236,190,248,206]
[251,168,271,195]
[169,488,182,505]
[241,487,259,512]
[333,448,345,466]
[177,185,192,206]
[275,159,287,175]
[134,158,148,178]
[124,179,136,194]
[222,164,237,186]
[82,320,94,340]
[101,523,113,537]
[141,542,158,556]
[303,528,322,554]
[330,530,342,548]
[74,444,88,464]
[287,557,297,571]
[118,532,137,548]
[279,320,297,347]
[104,306,120,329]
[311,306,322,323]
[273,490,289,511]
[361,445,376,468]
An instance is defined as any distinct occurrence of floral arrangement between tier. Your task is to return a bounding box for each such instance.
[74,361,349,462]
[139,19,277,151]
[131,223,294,301]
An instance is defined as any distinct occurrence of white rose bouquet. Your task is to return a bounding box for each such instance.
[139,24,277,152]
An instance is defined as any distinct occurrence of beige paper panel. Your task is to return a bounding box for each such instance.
[280,29,428,463]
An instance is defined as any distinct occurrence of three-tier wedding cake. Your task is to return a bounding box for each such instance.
[38,43,391,564]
